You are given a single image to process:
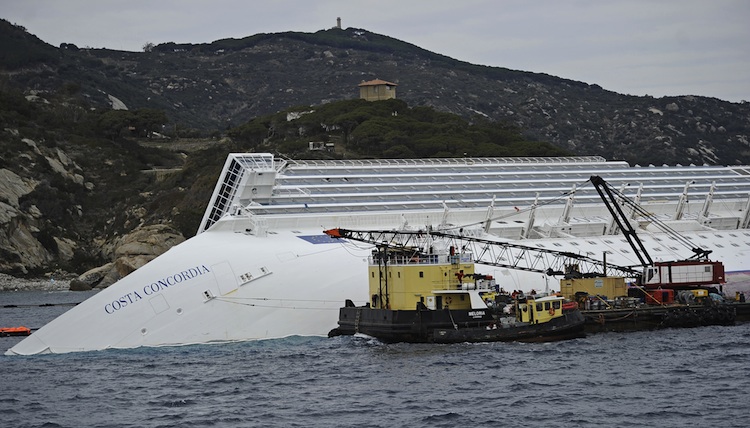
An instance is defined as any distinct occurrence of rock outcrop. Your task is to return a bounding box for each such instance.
[0,168,51,274]
[70,224,185,289]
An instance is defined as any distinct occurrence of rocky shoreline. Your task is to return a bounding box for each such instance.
[0,273,72,292]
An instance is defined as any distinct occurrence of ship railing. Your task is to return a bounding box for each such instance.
[289,156,609,169]
[240,214,268,237]
[273,187,311,197]
[367,253,473,266]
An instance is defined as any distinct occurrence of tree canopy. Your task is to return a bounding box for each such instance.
[228,99,569,159]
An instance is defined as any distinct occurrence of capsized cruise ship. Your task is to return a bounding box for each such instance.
[8,154,750,355]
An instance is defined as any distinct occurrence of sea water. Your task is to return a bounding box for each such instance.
[1,289,749,428]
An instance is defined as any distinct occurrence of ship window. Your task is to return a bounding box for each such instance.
[654,237,662,241]
[544,302,551,310]
[570,242,579,246]
[621,249,630,253]
[715,244,724,248]
[553,243,562,247]
[398,272,401,278]
[605,250,613,254]
[653,248,662,252]
[371,272,375,278]
[729,233,737,237]
[732,243,740,247]
[715,234,724,238]
[537,244,546,248]
[604,240,613,244]
[669,246,679,250]
[553,301,561,309]
[704,266,711,272]
[419,272,424,278]
[586,241,596,245]
[697,235,707,239]
[536,303,543,311]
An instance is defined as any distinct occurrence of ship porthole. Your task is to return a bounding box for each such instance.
[176,308,183,315]
[141,328,147,335]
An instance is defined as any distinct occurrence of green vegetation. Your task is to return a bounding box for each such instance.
[153,27,527,83]
[0,84,183,273]
[2,73,568,260]
[228,98,569,159]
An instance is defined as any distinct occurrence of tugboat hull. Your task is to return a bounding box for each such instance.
[433,311,586,343]
[331,307,586,344]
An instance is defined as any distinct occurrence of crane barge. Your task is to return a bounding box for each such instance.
[324,177,737,336]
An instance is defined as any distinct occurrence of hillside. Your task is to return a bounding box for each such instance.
[2,18,750,280]
[0,57,562,278]
[2,19,749,166]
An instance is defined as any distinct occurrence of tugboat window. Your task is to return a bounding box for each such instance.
[419,272,424,278]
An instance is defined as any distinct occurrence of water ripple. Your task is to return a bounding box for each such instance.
[3,291,750,428]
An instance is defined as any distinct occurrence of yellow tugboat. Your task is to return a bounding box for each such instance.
[326,229,586,343]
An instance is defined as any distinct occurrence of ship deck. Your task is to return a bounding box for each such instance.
[199,154,750,232]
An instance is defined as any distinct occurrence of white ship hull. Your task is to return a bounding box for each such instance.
[8,154,750,355]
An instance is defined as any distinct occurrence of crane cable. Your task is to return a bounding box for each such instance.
[593,179,707,258]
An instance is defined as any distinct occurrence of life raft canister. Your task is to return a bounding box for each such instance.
[0,326,31,336]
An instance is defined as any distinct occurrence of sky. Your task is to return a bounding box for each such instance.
[3,0,749,103]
